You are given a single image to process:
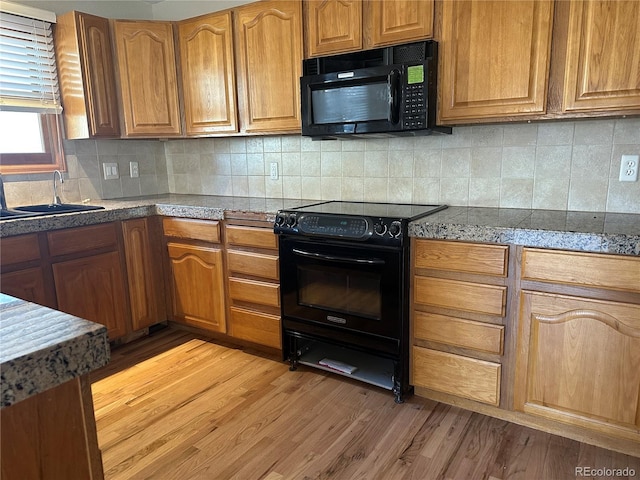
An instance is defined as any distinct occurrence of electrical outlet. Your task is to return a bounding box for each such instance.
[619,154,639,182]
[270,162,279,180]
[103,162,119,180]
[129,161,139,178]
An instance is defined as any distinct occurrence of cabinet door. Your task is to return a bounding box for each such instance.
[167,243,226,333]
[364,0,433,48]
[53,251,130,340]
[122,218,164,331]
[438,0,554,122]
[234,0,303,133]
[0,268,48,307]
[515,291,640,443]
[562,0,640,113]
[55,12,120,139]
[178,12,238,135]
[113,21,182,137]
[305,0,362,57]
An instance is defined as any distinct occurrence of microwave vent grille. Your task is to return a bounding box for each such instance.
[391,42,427,64]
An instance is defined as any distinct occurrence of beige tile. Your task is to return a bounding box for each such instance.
[230,153,248,176]
[232,176,249,197]
[441,148,471,177]
[230,137,247,153]
[613,118,640,144]
[503,123,538,146]
[440,178,469,205]
[282,152,301,176]
[532,177,569,210]
[415,135,443,150]
[500,178,533,208]
[412,178,440,204]
[363,178,388,202]
[282,176,301,199]
[321,151,341,176]
[139,175,159,196]
[364,138,389,151]
[534,145,572,178]
[121,176,141,197]
[301,176,322,199]
[341,151,364,177]
[364,150,388,177]
[414,149,442,177]
[568,176,608,211]
[265,176,283,198]
[246,137,264,153]
[442,126,472,148]
[389,151,413,178]
[471,125,503,147]
[281,135,301,152]
[78,177,102,201]
[302,151,321,176]
[469,178,500,207]
[537,121,574,145]
[574,119,614,145]
[341,138,366,152]
[502,146,535,178]
[387,178,412,203]
[320,176,341,199]
[340,177,364,201]
[247,153,265,176]
[248,176,266,198]
[606,181,640,213]
[470,147,502,178]
[300,136,321,152]
[320,140,342,152]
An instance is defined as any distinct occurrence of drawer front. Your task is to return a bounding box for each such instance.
[412,346,501,406]
[0,234,40,266]
[414,276,507,316]
[163,217,220,243]
[414,239,508,277]
[228,278,280,307]
[522,248,640,293]
[227,250,279,280]
[226,225,277,250]
[414,311,504,355]
[228,307,281,349]
[47,223,117,257]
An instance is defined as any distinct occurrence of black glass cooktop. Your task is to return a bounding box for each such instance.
[290,201,447,221]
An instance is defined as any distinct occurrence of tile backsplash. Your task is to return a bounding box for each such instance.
[3,118,639,213]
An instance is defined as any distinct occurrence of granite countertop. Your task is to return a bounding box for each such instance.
[0,194,638,255]
[0,293,110,408]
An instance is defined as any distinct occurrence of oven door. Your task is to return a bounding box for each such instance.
[280,236,402,341]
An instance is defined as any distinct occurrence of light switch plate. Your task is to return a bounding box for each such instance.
[103,162,119,180]
[130,161,139,178]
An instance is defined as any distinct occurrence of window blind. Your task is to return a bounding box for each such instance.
[0,10,62,113]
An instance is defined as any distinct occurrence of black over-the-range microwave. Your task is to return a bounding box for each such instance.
[300,40,451,139]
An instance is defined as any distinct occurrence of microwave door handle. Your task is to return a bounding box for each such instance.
[292,248,385,266]
[388,69,401,124]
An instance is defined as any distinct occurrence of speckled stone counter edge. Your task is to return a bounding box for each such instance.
[1,297,110,408]
[0,195,638,255]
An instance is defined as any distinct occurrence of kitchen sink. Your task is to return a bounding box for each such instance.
[13,203,105,215]
[0,208,41,220]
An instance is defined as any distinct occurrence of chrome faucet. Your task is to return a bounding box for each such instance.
[0,174,7,210]
[52,170,63,206]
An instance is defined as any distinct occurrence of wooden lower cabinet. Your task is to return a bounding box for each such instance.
[0,268,48,307]
[225,223,281,349]
[53,251,129,340]
[166,242,226,334]
[515,291,640,443]
[122,218,165,330]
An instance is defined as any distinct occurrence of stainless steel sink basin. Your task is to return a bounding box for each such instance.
[13,204,105,215]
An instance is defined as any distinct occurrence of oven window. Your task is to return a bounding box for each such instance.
[297,265,381,320]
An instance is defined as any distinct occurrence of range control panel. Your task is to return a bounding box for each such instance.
[274,211,405,246]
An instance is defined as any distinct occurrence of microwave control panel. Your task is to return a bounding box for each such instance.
[403,83,426,129]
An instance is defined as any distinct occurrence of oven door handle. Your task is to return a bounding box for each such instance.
[292,248,385,265]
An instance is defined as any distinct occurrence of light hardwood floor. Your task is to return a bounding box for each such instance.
[91,328,640,480]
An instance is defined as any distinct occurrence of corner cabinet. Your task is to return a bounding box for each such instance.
[54,11,120,139]
[437,0,554,123]
[234,0,303,133]
[163,218,226,333]
[515,248,640,447]
[559,0,640,114]
[113,20,182,137]
[177,11,238,135]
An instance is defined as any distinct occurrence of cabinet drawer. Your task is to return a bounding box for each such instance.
[226,225,277,250]
[163,217,220,243]
[414,240,508,277]
[47,223,117,257]
[414,311,504,355]
[0,234,40,266]
[414,276,506,316]
[228,278,280,307]
[228,307,281,349]
[227,250,279,280]
[412,346,501,406]
[522,248,640,293]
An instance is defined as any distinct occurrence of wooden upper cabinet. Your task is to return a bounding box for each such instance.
[54,11,120,139]
[178,12,238,135]
[305,0,362,57]
[234,0,303,133]
[438,0,554,123]
[113,20,182,137]
[364,0,434,48]
[560,0,640,114]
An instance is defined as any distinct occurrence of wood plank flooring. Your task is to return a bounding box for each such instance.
[91,328,640,480]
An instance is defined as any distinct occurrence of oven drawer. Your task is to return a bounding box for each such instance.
[414,239,508,277]
[228,307,281,349]
[412,346,501,406]
[414,277,506,316]
[228,278,280,307]
[163,217,220,243]
[227,250,279,280]
[414,311,504,355]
